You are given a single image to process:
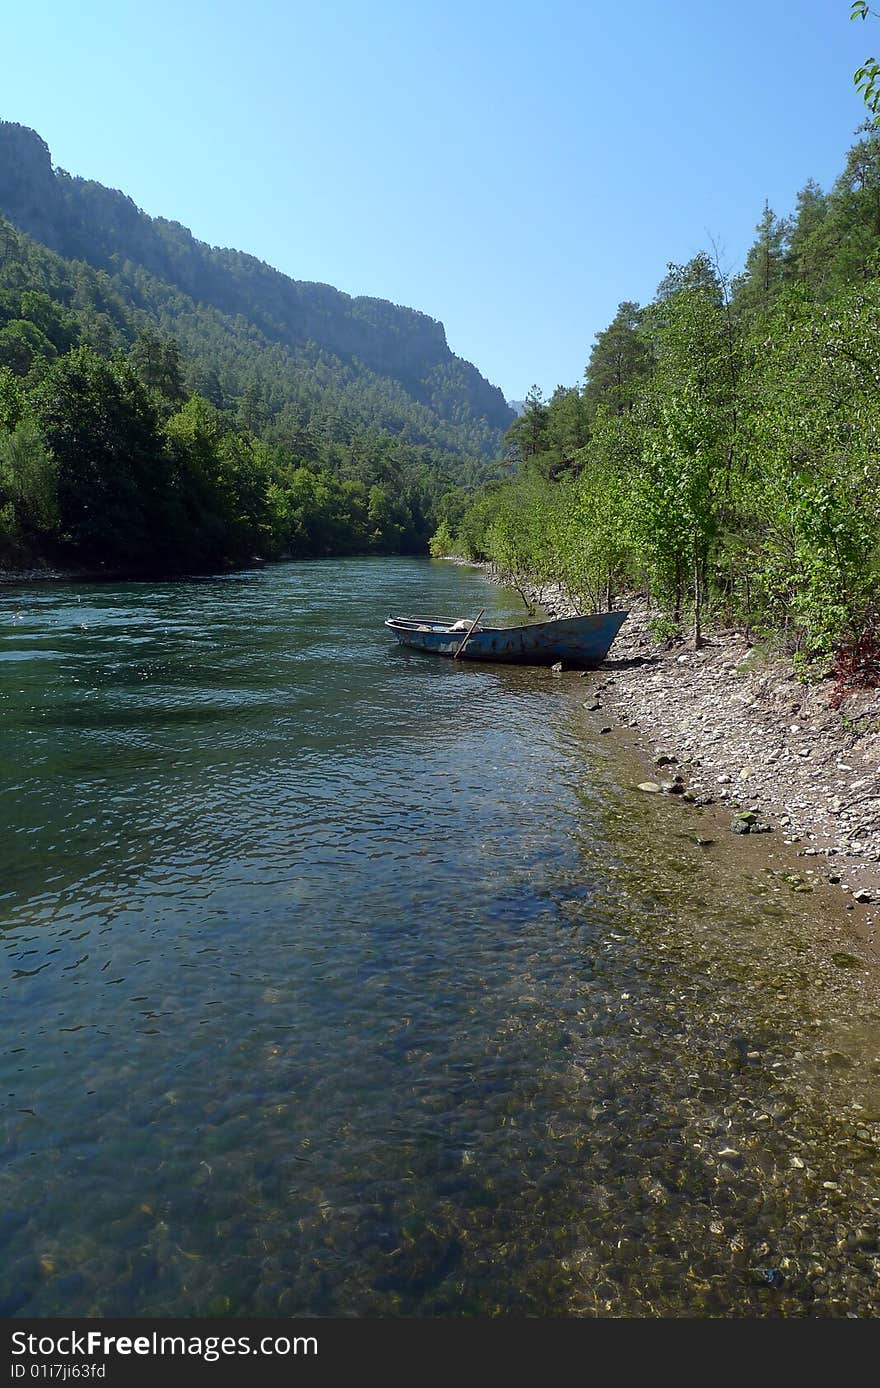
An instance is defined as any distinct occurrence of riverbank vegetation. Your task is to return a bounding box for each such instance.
[0,326,470,573]
[0,259,477,573]
[438,126,880,678]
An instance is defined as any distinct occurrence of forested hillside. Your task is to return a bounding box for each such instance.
[0,122,512,573]
[0,122,512,457]
[448,124,880,681]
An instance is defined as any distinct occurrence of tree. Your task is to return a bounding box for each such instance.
[18,291,78,353]
[732,203,789,319]
[32,347,169,565]
[187,363,225,408]
[428,517,455,556]
[237,380,268,435]
[505,384,550,463]
[739,280,880,663]
[130,328,186,404]
[780,129,880,295]
[0,319,56,375]
[0,419,58,540]
[545,385,591,471]
[0,366,24,429]
[783,180,829,285]
[636,257,740,645]
[563,407,639,610]
[583,302,653,417]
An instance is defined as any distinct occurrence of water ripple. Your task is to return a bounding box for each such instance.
[1,560,880,1317]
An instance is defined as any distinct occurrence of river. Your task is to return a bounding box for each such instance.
[2,557,880,1317]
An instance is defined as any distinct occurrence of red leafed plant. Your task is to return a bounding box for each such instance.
[830,622,880,709]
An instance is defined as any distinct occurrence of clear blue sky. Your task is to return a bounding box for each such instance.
[1,1,872,400]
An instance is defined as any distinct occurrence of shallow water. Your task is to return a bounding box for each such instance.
[1,557,879,1317]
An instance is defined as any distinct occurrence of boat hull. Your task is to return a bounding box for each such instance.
[384,611,628,667]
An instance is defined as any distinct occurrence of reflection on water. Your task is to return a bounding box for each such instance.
[1,558,879,1317]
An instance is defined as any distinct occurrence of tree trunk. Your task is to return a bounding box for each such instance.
[693,550,703,650]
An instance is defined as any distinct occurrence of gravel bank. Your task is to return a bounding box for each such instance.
[508,574,880,947]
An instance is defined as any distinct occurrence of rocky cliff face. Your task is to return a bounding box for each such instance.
[0,123,63,250]
[0,122,513,438]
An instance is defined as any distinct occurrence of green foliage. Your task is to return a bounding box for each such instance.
[853,2,880,123]
[0,317,56,374]
[0,366,25,429]
[428,518,456,557]
[636,257,738,641]
[738,282,880,662]
[503,385,550,466]
[481,469,561,587]
[451,127,880,674]
[0,180,500,572]
[0,418,57,561]
[647,614,683,644]
[757,126,880,297]
[732,203,789,320]
[130,328,186,406]
[31,347,170,565]
[0,121,520,572]
[565,409,639,608]
[0,122,514,463]
[4,108,880,681]
[583,301,653,417]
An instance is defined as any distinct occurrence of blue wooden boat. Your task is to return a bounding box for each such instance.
[384,610,628,668]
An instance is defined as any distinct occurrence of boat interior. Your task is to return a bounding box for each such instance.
[385,615,486,633]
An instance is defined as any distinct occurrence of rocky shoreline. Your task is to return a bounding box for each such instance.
[0,567,84,584]
[489,568,880,950]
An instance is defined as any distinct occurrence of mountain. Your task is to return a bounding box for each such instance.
[0,121,514,458]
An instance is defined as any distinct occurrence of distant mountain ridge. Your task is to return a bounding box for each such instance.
[0,121,513,456]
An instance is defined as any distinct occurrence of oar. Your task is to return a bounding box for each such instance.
[453,608,485,660]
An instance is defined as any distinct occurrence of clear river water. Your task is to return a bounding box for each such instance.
[2,557,880,1317]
